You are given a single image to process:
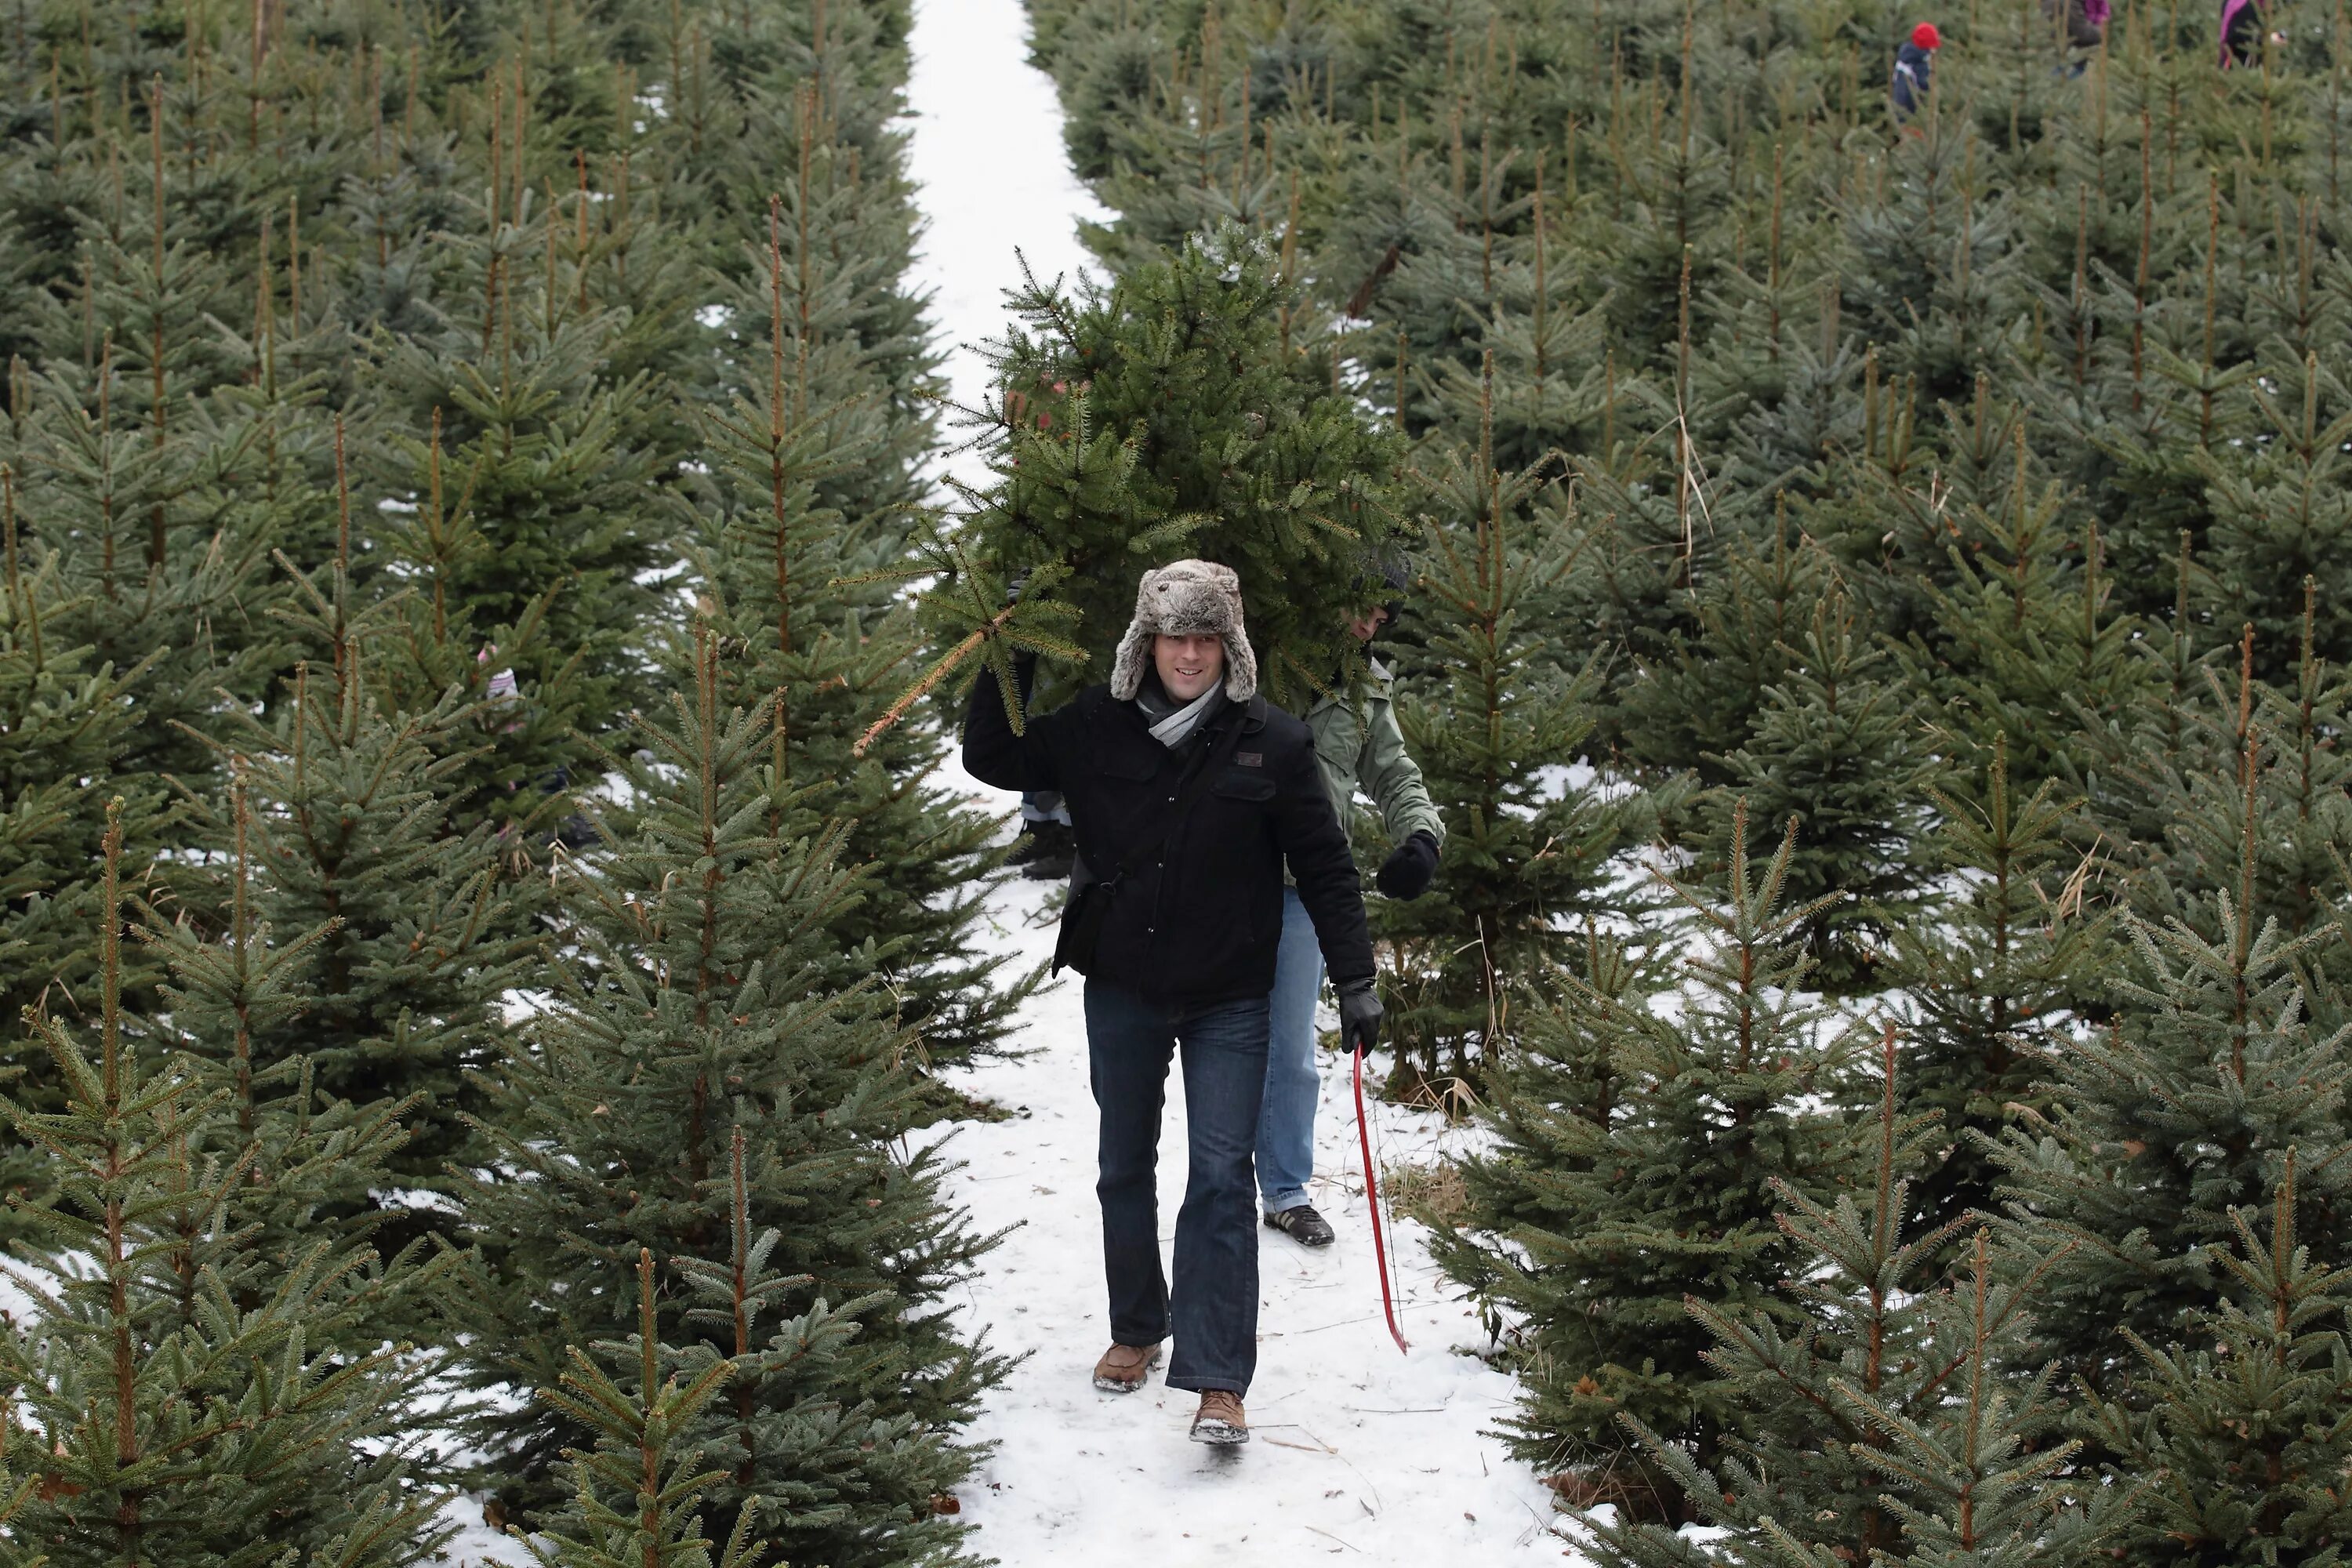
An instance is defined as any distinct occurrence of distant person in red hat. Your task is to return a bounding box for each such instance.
[1893,22,1940,119]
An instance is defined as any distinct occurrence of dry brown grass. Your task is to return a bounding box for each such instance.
[1382,1156,1471,1227]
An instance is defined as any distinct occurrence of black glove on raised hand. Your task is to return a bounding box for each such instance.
[1336,978,1384,1055]
[1376,831,1441,900]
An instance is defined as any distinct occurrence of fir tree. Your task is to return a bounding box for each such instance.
[1377,361,1661,1086]
[1428,803,1857,1520]
[2091,615,2352,953]
[1840,96,2016,409]
[3,114,284,804]
[2256,583,2352,947]
[1422,924,1661,1334]
[2070,532,2225,886]
[2205,341,2352,681]
[1882,738,2109,1238]
[1615,508,1835,785]
[1989,855,2352,1398]
[459,637,997,1559]
[1427,162,1617,475]
[138,764,456,1345]
[921,221,1406,720]
[1583,1032,2137,1565]
[176,542,530,1221]
[0,336,283,1207]
[0,463,155,1221]
[2079,1150,2352,1564]
[1704,230,1865,518]
[370,263,673,838]
[1710,580,1940,989]
[670,1125,952,1563]
[360,391,615,849]
[0,801,448,1568]
[1795,350,1946,655]
[682,203,1025,1065]
[521,1250,766,1568]
[677,25,942,544]
[1911,453,2149,807]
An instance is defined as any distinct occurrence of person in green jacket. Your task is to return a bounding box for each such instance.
[1260,573,1445,1247]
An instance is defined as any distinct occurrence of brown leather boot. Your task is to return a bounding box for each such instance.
[1189,1390,1248,1445]
[1091,1341,1162,1393]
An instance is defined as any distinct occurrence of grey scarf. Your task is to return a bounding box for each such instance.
[1134,679,1224,750]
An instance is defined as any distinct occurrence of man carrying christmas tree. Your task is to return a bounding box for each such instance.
[963,560,1382,1446]
[1261,565,1443,1249]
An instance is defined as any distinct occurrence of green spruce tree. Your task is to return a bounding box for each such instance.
[1377,361,1661,1087]
[2078,1151,2352,1563]
[175,539,530,1225]
[0,465,154,1222]
[1428,803,1856,1519]
[1710,580,1940,989]
[2,802,448,1568]
[1616,507,1835,786]
[681,205,1025,1065]
[1584,1032,2137,1565]
[521,1250,766,1568]
[459,637,998,1561]
[1881,738,2109,1238]
[2079,1147,2352,1561]
[1990,839,2352,1398]
[902,221,1405,726]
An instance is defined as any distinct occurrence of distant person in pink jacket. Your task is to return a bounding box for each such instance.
[2045,0,2110,48]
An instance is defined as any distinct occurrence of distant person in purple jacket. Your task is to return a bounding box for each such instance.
[1892,23,1940,121]
[2045,0,2110,48]
[2220,0,2281,64]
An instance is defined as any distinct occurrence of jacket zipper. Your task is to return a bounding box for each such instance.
[1147,711,1237,945]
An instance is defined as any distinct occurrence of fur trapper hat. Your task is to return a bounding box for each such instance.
[1109,559,1258,702]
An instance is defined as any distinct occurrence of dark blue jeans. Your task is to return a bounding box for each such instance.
[1083,981,1271,1396]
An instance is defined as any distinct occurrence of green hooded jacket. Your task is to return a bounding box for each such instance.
[1301,661,1444,862]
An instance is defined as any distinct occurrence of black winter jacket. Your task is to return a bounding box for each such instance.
[964,675,1377,1006]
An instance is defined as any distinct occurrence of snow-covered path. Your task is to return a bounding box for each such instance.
[906,0,1107,499]
[902,5,1577,1561]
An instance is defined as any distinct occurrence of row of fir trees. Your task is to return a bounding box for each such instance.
[1004,0,2352,1559]
[0,0,1030,1563]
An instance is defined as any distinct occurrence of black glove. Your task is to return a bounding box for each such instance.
[1376,831,1441,900]
[1336,978,1384,1055]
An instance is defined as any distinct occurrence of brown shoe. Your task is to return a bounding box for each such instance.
[1091,1341,1162,1393]
[1189,1390,1248,1445]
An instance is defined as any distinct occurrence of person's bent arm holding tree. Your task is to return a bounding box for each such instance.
[962,559,1381,1447]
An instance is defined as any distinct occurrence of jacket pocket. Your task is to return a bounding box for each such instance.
[1212,771,1276,802]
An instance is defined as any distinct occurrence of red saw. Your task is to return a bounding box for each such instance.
[1352,1045,1410,1356]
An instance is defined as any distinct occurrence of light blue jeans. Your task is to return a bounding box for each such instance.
[1256,886,1324,1214]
